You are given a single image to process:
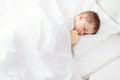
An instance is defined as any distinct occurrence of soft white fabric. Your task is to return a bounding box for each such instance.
[96,0,120,24]
[0,0,120,80]
[0,0,83,80]
[74,34,120,79]
[0,0,53,80]
[90,59,120,80]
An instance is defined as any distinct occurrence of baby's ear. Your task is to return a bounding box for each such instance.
[79,15,83,19]
[79,14,86,20]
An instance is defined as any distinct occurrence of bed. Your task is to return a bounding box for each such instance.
[0,0,120,80]
[73,0,120,80]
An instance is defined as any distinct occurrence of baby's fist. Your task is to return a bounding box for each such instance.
[70,30,79,45]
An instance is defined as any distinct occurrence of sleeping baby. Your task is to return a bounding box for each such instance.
[71,11,100,45]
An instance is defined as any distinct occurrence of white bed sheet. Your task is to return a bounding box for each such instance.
[74,34,120,79]
[90,58,120,80]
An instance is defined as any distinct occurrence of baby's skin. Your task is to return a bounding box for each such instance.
[70,30,79,45]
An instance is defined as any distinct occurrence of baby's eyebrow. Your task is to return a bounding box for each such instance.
[83,33,87,35]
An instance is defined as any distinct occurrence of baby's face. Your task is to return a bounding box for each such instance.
[74,14,95,35]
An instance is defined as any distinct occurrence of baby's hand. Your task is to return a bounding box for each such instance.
[70,30,79,45]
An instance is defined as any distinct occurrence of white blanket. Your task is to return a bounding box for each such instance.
[0,0,83,80]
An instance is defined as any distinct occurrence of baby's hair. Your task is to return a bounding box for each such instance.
[80,11,100,34]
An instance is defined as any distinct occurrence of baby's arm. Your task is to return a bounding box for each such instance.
[70,30,79,45]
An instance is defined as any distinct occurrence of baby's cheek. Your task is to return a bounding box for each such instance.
[77,27,82,31]
[76,26,81,31]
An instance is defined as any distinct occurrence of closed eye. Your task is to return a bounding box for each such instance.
[83,33,87,35]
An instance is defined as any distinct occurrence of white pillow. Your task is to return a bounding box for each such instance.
[73,0,120,57]
[74,34,120,78]
[96,0,120,24]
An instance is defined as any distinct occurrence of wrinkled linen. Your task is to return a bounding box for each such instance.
[0,0,83,80]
